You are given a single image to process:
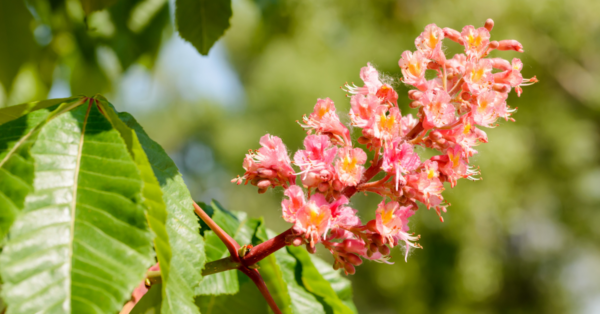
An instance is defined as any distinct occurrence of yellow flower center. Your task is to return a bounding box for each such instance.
[449,151,460,168]
[467,32,482,49]
[381,208,396,225]
[408,60,422,77]
[428,32,439,49]
[317,105,329,118]
[471,67,485,83]
[342,156,357,173]
[379,114,395,132]
[427,167,436,179]
[463,122,471,134]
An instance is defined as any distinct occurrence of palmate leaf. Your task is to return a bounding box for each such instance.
[118,111,206,314]
[175,0,232,55]
[0,97,83,241]
[0,102,154,313]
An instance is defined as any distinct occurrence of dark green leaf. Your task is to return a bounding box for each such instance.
[0,0,36,92]
[0,102,154,313]
[288,246,355,314]
[175,0,232,55]
[118,110,206,313]
[0,97,84,241]
[79,0,119,15]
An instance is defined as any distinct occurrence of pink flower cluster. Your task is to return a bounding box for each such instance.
[233,19,536,275]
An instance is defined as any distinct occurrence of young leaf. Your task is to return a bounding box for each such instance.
[79,0,119,15]
[0,97,84,241]
[0,103,154,313]
[288,246,355,314]
[175,0,232,55]
[117,111,206,314]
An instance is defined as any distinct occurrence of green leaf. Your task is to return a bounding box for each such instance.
[175,0,232,55]
[0,0,36,92]
[309,256,357,313]
[195,201,243,296]
[118,111,206,313]
[195,270,267,314]
[130,283,162,314]
[79,0,119,15]
[0,97,84,241]
[0,102,154,313]
[258,229,325,314]
[288,246,355,314]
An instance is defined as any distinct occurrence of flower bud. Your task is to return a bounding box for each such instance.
[345,253,363,266]
[373,234,384,247]
[493,83,510,93]
[344,263,356,275]
[379,245,390,256]
[443,27,463,44]
[497,40,524,53]
[292,237,304,247]
[430,131,442,140]
[461,92,471,101]
[409,100,423,109]
[292,225,304,235]
[489,40,499,50]
[306,243,317,254]
[319,170,332,181]
[369,243,378,253]
[408,90,423,100]
[333,262,341,270]
[484,19,494,32]
[257,168,276,178]
[332,180,344,191]
[257,180,271,190]
[366,220,378,233]
[317,182,329,192]
[357,136,370,145]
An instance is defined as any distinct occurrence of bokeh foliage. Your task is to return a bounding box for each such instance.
[1,0,599,313]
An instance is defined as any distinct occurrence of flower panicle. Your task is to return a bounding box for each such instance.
[233,19,536,275]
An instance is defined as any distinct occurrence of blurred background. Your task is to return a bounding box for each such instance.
[2,0,600,313]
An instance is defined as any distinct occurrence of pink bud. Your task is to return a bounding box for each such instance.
[373,234,384,247]
[319,170,332,181]
[257,180,271,189]
[369,243,378,253]
[317,182,329,192]
[257,168,276,178]
[489,41,499,49]
[379,245,390,255]
[344,263,356,275]
[408,90,423,100]
[306,243,317,254]
[357,136,370,145]
[443,27,463,44]
[292,237,304,246]
[497,40,524,52]
[430,131,442,140]
[332,180,344,191]
[366,220,378,233]
[484,19,494,32]
[345,253,363,266]
[461,92,471,101]
[493,83,510,93]
[409,100,423,109]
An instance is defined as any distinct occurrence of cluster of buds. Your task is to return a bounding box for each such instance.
[233,19,536,275]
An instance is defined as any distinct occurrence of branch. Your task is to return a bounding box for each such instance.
[193,202,241,261]
[240,267,283,314]
[241,228,293,266]
[341,158,383,199]
[202,256,241,276]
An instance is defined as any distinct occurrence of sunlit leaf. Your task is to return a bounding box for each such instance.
[0,102,154,313]
[288,246,355,314]
[118,110,206,314]
[0,97,84,241]
[175,0,232,55]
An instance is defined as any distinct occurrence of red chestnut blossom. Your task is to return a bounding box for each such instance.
[335,147,367,186]
[234,19,536,275]
[299,98,351,145]
[421,88,455,129]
